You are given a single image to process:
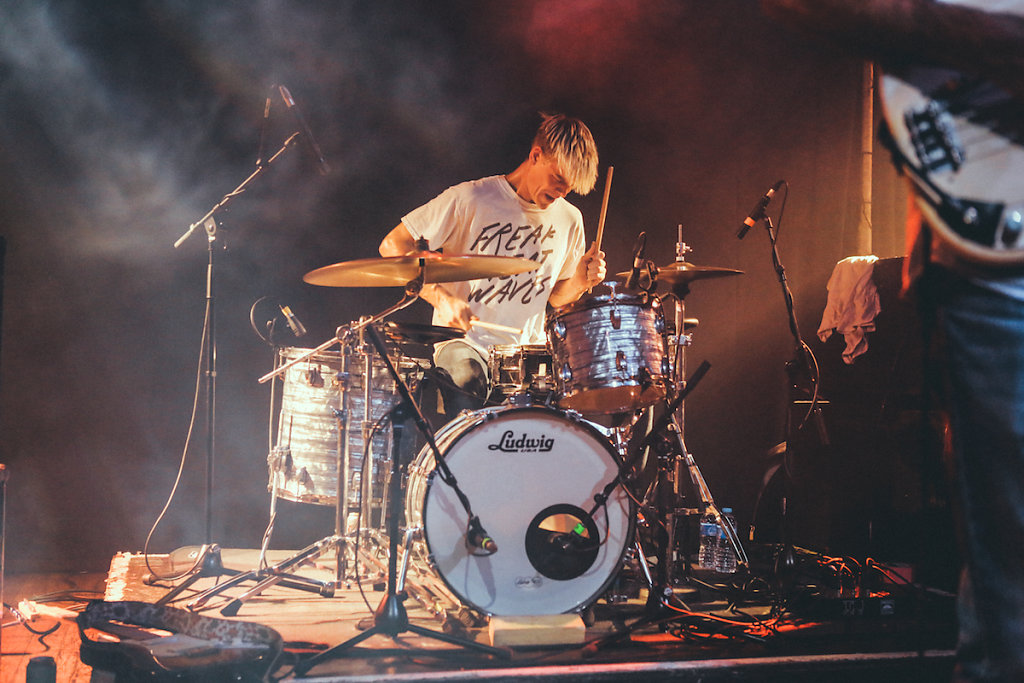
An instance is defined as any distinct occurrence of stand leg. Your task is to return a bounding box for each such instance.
[584,405,749,657]
[293,403,508,677]
[151,545,235,606]
[185,537,339,614]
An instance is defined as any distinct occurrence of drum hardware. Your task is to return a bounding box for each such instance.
[488,344,554,403]
[294,325,508,675]
[260,243,508,606]
[583,360,751,655]
[175,343,398,615]
[616,226,748,583]
[149,544,236,607]
[185,535,342,616]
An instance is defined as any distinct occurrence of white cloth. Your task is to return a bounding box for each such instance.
[402,175,585,350]
[817,255,881,364]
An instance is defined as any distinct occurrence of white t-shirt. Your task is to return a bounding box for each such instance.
[402,175,585,350]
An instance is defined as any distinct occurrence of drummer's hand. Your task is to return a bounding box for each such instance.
[429,285,477,331]
[582,241,606,287]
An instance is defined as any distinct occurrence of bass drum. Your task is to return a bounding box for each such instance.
[405,405,633,616]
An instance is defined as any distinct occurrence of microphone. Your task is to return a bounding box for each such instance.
[255,86,273,168]
[466,515,497,555]
[737,180,784,239]
[279,305,307,338]
[278,85,330,175]
[625,231,647,290]
[550,521,594,552]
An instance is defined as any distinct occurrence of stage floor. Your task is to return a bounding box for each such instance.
[3,544,959,682]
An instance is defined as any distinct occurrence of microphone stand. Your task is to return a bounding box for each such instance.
[171,133,301,547]
[752,213,825,599]
[293,268,508,676]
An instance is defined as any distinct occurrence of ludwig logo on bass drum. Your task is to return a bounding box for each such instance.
[487,430,555,453]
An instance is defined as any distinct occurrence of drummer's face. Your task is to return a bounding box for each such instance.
[525,148,570,209]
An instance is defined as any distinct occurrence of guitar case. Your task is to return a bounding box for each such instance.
[77,600,283,682]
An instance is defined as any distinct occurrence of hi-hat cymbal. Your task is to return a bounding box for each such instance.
[383,321,464,346]
[304,252,539,287]
[615,261,744,288]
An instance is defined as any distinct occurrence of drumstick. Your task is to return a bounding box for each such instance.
[594,165,614,251]
[470,320,522,335]
[589,165,614,293]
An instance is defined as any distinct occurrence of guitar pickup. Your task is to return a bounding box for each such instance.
[905,99,965,173]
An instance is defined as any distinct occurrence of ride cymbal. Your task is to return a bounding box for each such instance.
[615,261,744,288]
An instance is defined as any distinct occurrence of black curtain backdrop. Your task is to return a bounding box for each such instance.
[0,0,907,573]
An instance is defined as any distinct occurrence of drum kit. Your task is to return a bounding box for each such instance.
[205,231,748,659]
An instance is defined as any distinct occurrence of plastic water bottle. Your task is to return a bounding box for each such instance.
[698,512,717,569]
[716,508,737,574]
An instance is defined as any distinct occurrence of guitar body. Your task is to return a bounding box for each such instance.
[880,66,1024,266]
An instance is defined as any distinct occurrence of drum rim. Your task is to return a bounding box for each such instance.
[547,291,653,319]
[410,404,635,616]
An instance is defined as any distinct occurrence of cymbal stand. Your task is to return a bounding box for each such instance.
[331,323,390,584]
[583,362,722,655]
[661,227,748,580]
[294,306,507,675]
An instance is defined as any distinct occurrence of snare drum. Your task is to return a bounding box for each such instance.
[488,344,554,400]
[547,292,669,414]
[405,405,633,615]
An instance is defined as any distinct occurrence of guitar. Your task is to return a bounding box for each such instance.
[880,66,1024,266]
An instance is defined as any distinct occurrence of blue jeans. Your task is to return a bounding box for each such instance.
[433,340,489,417]
[927,268,1024,681]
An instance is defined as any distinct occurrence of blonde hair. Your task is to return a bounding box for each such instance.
[533,113,599,195]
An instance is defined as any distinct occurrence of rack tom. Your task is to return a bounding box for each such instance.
[546,292,668,414]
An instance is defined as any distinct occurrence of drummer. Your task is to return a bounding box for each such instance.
[378,112,606,411]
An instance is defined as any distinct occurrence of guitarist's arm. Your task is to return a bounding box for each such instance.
[759,0,1024,100]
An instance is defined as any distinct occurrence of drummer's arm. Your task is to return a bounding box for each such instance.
[548,241,606,308]
[378,223,475,330]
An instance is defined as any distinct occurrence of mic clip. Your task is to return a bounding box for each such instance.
[466,515,497,556]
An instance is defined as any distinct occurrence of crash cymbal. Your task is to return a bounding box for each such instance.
[304,252,539,287]
[383,321,464,346]
[615,261,744,287]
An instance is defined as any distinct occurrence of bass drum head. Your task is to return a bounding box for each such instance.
[408,406,633,616]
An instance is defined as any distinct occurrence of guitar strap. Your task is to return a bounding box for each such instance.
[77,600,283,681]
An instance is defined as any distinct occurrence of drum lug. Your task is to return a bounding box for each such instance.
[609,309,621,329]
[563,408,584,422]
[559,363,573,383]
[551,319,566,341]
[615,350,627,373]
